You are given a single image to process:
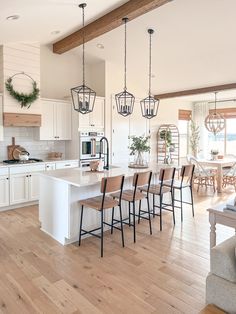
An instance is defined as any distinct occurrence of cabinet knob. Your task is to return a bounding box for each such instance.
[6,178,9,180]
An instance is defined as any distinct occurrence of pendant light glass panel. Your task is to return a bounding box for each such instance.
[140,28,159,119]
[205,92,225,135]
[71,3,96,114]
[115,17,135,117]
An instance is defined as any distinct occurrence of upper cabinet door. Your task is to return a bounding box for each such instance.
[55,102,72,140]
[90,97,105,129]
[78,97,105,129]
[39,100,55,140]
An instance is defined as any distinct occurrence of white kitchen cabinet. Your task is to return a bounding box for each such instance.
[78,96,104,129]
[40,99,72,140]
[0,176,10,208]
[28,173,40,201]
[55,160,78,169]
[0,94,3,141]
[45,163,56,171]
[9,164,45,205]
[10,173,29,205]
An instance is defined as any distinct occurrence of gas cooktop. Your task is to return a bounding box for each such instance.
[3,158,43,164]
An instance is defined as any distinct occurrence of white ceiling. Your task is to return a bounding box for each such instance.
[0,0,127,44]
[1,0,236,95]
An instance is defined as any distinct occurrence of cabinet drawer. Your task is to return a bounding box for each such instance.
[0,167,9,176]
[45,163,56,171]
[55,161,78,169]
[10,164,45,175]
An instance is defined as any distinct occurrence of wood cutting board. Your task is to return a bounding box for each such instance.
[7,137,20,160]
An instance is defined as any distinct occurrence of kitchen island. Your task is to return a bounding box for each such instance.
[39,164,172,245]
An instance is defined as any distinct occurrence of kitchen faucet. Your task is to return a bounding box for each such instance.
[99,137,109,170]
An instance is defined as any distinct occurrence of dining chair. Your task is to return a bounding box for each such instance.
[78,174,125,257]
[139,167,175,231]
[189,156,216,192]
[222,162,236,191]
[111,171,152,243]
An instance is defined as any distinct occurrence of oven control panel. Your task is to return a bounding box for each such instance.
[80,131,104,137]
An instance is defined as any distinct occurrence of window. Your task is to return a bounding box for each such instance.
[207,115,236,156]
[178,120,189,157]
[178,110,191,158]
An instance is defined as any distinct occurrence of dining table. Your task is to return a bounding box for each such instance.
[197,158,236,193]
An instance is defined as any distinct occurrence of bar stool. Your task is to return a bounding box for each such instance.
[140,167,175,231]
[171,164,195,221]
[111,171,152,243]
[78,174,125,257]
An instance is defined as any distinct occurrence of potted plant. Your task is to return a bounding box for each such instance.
[189,119,200,157]
[160,129,172,148]
[129,135,150,166]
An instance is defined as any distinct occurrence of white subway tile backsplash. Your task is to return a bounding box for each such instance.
[0,127,65,161]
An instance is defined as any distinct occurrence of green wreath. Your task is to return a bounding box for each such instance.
[5,73,40,108]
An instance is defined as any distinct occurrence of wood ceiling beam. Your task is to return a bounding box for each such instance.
[53,0,172,54]
[154,83,236,99]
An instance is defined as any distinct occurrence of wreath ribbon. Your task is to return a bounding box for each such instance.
[5,72,40,108]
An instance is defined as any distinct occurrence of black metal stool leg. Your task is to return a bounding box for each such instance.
[111,207,115,234]
[101,209,104,257]
[78,205,84,246]
[171,190,175,225]
[133,202,136,243]
[190,186,194,217]
[147,196,152,235]
[180,189,183,222]
[159,195,163,231]
[153,194,155,218]
[119,205,125,247]
[138,200,141,224]
[128,202,131,226]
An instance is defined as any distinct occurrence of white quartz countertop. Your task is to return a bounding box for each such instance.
[39,163,178,188]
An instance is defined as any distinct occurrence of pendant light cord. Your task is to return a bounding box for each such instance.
[214,92,217,112]
[82,6,85,86]
[149,31,152,96]
[123,18,128,91]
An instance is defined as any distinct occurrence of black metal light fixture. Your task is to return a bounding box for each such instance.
[115,17,135,117]
[71,3,96,114]
[140,29,159,119]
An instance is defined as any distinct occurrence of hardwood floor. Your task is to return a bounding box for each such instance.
[0,187,234,313]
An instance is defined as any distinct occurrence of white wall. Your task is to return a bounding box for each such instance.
[40,45,83,99]
[87,61,105,97]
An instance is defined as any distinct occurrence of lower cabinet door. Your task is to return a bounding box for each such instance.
[0,175,10,208]
[10,174,29,205]
[28,173,40,201]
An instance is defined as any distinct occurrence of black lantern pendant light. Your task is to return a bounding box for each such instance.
[140,29,159,119]
[71,3,96,114]
[115,17,135,117]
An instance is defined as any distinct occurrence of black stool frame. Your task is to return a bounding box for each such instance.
[78,176,125,257]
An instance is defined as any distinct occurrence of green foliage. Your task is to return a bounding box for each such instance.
[160,129,172,147]
[129,135,150,155]
[190,119,200,157]
[5,77,40,108]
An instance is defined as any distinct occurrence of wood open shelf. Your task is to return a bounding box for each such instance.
[157,124,179,165]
